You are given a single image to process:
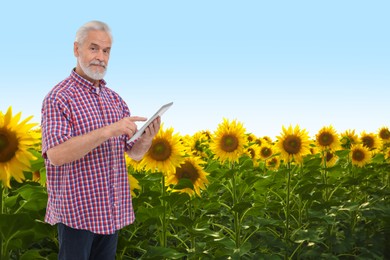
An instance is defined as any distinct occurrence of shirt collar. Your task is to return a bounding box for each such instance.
[70,69,107,95]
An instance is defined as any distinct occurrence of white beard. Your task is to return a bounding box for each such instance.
[79,59,107,80]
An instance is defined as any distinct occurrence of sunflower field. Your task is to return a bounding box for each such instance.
[1,107,389,259]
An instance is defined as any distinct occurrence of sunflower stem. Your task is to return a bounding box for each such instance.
[285,161,292,254]
[160,174,167,248]
[0,183,3,214]
[187,198,196,253]
[232,170,241,249]
[0,183,4,259]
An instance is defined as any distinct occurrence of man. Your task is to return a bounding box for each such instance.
[41,20,160,259]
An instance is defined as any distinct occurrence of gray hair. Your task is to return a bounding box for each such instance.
[75,20,113,44]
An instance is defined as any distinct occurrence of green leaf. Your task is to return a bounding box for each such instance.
[4,193,19,208]
[39,167,47,187]
[173,178,194,190]
[0,213,34,246]
[239,156,254,170]
[231,201,253,215]
[20,250,47,260]
[14,184,48,211]
[144,246,187,259]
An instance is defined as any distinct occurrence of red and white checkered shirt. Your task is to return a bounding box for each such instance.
[41,69,135,235]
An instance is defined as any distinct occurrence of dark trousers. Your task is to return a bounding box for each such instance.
[57,223,119,260]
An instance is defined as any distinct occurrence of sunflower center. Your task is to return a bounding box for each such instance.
[268,157,277,166]
[379,129,390,140]
[261,147,272,158]
[247,148,256,159]
[283,135,302,155]
[318,133,334,146]
[221,134,239,152]
[176,161,199,183]
[326,152,334,162]
[352,149,365,162]
[362,136,374,149]
[0,128,19,163]
[150,139,172,161]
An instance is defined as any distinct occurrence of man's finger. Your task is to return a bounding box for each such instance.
[128,116,147,122]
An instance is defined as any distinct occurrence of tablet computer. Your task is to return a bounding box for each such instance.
[127,102,173,143]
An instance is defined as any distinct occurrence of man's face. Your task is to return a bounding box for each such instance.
[74,30,112,81]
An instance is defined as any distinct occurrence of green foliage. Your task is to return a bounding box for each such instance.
[1,145,389,259]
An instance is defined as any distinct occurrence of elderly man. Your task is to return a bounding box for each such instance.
[41,20,160,259]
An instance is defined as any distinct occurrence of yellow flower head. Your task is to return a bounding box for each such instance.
[276,125,311,164]
[259,143,275,160]
[128,173,141,197]
[350,144,372,167]
[244,143,260,167]
[315,125,340,151]
[246,133,257,144]
[266,156,281,171]
[378,127,390,144]
[125,153,145,173]
[166,157,209,197]
[0,107,38,187]
[360,131,381,151]
[262,136,273,144]
[321,151,338,168]
[309,140,319,155]
[183,131,211,158]
[210,118,247,164]
[140,125,185,175]
[385,149,390,161]
[340,129,359,149]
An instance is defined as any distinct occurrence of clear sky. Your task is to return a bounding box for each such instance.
[1,0,389,139]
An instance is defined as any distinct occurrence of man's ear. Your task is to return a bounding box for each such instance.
[74,42,79,57]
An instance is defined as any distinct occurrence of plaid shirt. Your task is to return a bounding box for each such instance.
[41,69,135,235]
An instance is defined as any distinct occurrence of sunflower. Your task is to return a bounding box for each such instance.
[309,140,319,155]
[350,144,372,168]
[244,143,260,167]
[385,149,390,161]
[276,125,311,164]
[340,129,359,149]
[0,107,38,187]
[166,157,209,197]
[259,143,275,161]
[315,125,340,151]
[140,125,185,175]
[262,136,273,144]
[182,131,210,158]
[125,153,145,173]
[378,127,390,149]
[128,173,141,197]
[321,151,338,168]
[266,156,281,171]
[360,131,381,151]
[246,133,257,144]
[254,137,263,147]
[210,118,247,164]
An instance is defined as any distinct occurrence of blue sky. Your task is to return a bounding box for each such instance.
[1,1,389,139]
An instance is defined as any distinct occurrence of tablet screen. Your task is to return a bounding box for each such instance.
[127,102,173,143]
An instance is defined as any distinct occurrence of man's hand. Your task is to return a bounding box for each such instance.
[127,116,161,161]
[107,116,147,138]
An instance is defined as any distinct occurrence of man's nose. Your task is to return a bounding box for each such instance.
[96,50,105,61]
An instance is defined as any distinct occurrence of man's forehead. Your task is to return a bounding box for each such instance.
[85,30,112,47]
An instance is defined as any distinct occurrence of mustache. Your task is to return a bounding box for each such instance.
[89,60,107,68]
